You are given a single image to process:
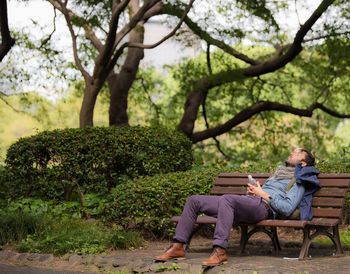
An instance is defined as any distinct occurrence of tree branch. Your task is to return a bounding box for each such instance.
[0,94,27,114]
[40,7,57,47]
[0,0,15,62]
[303,30,350,43]
[178,0,335,137]
[202,43,231,160]
[51,0,91,81]
[126,0,195,50]
[48,0,103,52]
[96,0,130,70]
[191,101,350,143]
[243,0,335,77]
[104,0,162,74]
[113,0,160,49]
[161,2,260,66]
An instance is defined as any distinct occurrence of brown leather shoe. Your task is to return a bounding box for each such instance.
[154,243,186,262]
[202,246,228,267]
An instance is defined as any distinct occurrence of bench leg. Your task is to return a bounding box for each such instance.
[239,225,248,254]
[299,226,312,260]
[239,225,281,255]
[299,225,344,260]
[333,224,344,256]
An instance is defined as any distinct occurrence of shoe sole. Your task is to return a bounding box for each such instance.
[202,261,228,267]
[154,257,186,262]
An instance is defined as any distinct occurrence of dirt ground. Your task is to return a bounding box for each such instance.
[1,226,350,273]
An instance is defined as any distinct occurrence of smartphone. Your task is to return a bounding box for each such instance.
[248,175,257,186]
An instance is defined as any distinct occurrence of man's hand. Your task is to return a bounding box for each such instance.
[247,181,271,202]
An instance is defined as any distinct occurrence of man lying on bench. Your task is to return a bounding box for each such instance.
[154,148,320,267]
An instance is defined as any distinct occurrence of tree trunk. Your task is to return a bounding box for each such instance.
[108,29,145,126]
[177,88,207,137]
[0,0,15,62]
[80,82,99,127]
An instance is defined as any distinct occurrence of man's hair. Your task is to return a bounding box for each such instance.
[299,148,316,166]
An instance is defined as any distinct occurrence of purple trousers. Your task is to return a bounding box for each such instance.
[174,194,270,249]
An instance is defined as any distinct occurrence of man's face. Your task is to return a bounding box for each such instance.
[286,148,307,167]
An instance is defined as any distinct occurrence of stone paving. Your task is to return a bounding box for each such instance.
[1,236,350,274]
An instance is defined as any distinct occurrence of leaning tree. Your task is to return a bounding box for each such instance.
[47,0,194,127]
[0,0,15,62]
[159,0,350,143]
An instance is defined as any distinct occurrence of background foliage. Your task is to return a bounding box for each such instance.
[4,126,193,199]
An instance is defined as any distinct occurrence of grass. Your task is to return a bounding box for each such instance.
[17,218,144,255]
[0,211,48,245]
[0,208,143,255]
[110,229,143,250]
[17,218,111,255]
[314,229,350,247]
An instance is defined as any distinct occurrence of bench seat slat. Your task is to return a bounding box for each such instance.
[315,178,350,187]
[313,188,348,197]
[255,219,307,228]
[210,186,246,195]
[171,215,216,224]
[312,208,342,218]
[312,197,344,207]
[308,218,339,226]
[215,178,256,186]
[218,173,270,178]
[318,173,350,178]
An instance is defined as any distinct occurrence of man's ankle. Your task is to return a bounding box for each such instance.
[213,245,226,251]
[173,238,186,244]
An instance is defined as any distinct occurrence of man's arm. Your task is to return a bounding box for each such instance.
[248,181,305,217]
[247,182,271,201]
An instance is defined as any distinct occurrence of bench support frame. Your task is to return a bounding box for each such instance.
[298,224,344,260]
[239,225,281,255]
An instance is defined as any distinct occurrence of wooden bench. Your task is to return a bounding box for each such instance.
[171,173,350,260]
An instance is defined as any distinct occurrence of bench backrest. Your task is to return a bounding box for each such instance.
[212,173,350,220]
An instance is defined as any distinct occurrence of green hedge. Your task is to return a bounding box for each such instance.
[104,166,220,236]
[4,126,193,199]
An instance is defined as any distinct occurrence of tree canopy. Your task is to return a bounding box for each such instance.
[1,0,350,164]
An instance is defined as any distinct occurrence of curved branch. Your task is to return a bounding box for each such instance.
[315,102,350,118]
[126,0,195,50]
[243,0,335,77]
[303,30,350,43]
[114,0,161,48]
[102,0,160,77]
[48,0,103,52]
[40,7,57,47]
[191,101,350,143]
[0,0,15,61]
[96,0,130,69]
[162,3,259,66]
[53,0,91,81]
[178,0,335,137]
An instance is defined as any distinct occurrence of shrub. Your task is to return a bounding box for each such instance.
[0,211,48,245]
[5,126,193,199]
[0,165,11,199]
[110,229,143,250]
[17,218,109,255]
[17,219,143,255]
[104,166,220,237]
[1,195,107,220]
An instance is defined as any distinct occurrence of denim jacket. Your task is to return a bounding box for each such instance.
[294,164,320,220]
[262,165,320,220]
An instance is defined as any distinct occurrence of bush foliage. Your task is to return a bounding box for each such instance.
[104,166,220,236]
[4,126,193,199]
[0,211,48,245]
